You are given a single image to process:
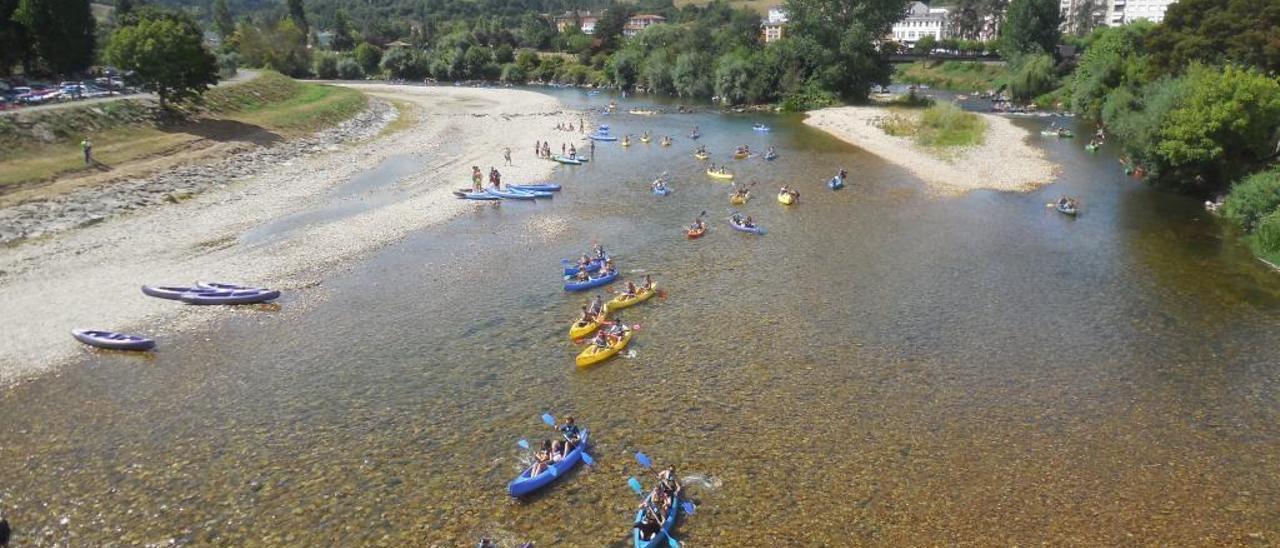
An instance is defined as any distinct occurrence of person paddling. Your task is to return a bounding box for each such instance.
[559,416,582,448]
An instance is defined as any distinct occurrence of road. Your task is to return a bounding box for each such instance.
[1,69,260,116]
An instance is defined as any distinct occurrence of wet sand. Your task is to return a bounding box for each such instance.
[0,85,578,383]
[804,105,1060,194]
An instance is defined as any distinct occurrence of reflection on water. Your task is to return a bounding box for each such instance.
[3,90,1280,545]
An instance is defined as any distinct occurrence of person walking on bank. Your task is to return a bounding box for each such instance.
[81,137,93,165]
[503,147,512,166]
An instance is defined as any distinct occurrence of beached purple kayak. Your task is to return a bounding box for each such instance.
[180,288,281,305]
[142,285,222,300]
[196,282,262,291]
[71,329,155,351]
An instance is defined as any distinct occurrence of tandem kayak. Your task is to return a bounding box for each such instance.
[562,258,606,276]
[729,218,764,234]
[564,269,618,291]
[553,155,585,165]
[828,177,845,190]
[141,285,221,300]
[733,151,749,160]
[777,192,795,205]
[633,490,680,548]
[607,284,656,311]
[693,152,710,161]
[576,327,632,368]
[653,186,671,196]
[180,288,281,305]
[706,170,734,180]
[507,429,590,497]
[486,188,538,200]
[509,184,562,192]
[729,193,748,205]
[570,315,605,340]
[71,329,156,351]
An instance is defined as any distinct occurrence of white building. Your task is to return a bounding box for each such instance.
[891,2,950,45]
[766,6,788,24]
[762,6,787,43]
[1105,0,1176,25]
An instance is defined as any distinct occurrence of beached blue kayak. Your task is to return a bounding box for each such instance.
[180,288,281,305]
[729,218,764,235]
[71,329,156,351]
[562,258,605,276]
[509,184,561,192]
[588,134,618,142]
[455,190,499,200]
[633,491,680,548]
[486,188,538,200]
[507,429,589,497]
[553,155,585,165]
[142,285,221,300]
[518,189,554,198]
[564,269,618,291]
[828,177,845,190]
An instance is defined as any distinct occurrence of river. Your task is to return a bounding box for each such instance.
[2,88,1280,545]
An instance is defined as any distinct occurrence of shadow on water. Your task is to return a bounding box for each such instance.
[3,87,1280,545]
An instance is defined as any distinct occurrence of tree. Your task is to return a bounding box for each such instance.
[115,0,133,16]
[784,0,903,101]
[1000,0,1060,56]
[353,42,382,75]
[1006,52,1055,100]
[1147,0,1280,74]
[0,0,34,76]
[1223,167,1280,233]
[593,5,632,52]
[1069,0,1102,37]
[331,8,354,51]
[286,0,308,37]
[13,0,97,75]
[313,50,338,78]
[913,35,938,55]
[212,0,233,39]
[104,10,218,108]
[336,57,363,79]
[1066,22,1151,120]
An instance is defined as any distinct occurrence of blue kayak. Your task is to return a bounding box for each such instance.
[633,491,680,548]
[456,190,499,200]
[142,285,221,300]
[653,186,670,196]
[180,288,280,305]
[564,269,618,291]
[828,177,845,190]
[509,184,561,192]
[553,155,585,165]
[729,218,764,235]
[71,329,156,351]
[588,133,618,142]
[486,188,537,200]
[507,429,589,497]
[752,123,770,132]
[562,257,607,276]
[764,152,778,161]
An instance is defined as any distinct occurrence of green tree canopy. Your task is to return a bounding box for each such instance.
[212,0,234,39]
[1066,22,1151,120]
[1146,0,1280,74]
[1000,0,1060,56]
[104,10,218,107]
[784,0,902,101]
[13,0,96,75]
[353,42,382,75]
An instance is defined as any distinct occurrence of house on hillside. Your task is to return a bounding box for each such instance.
[890,2,950,45]
[554,10,602,34]
[761,6,787,43]
[623,14,666,37]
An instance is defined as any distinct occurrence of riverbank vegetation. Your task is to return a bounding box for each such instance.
[894,61,1009,92]
[0,72,364,186]
[1057,0,1280,263]
[878,102,986,155]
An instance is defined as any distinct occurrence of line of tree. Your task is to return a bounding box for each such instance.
[0,0,96,77]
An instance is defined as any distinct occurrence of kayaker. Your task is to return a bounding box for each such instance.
[531,440,553,476]
[577,306,595,326]
[569,144,577,158]
[550,440,565,463]
[743,216,756,228]
[559,416,582,448]
[643,274,655,290]
[589,294,605,315]
[657,465,682,495]
[593,244,607,260]
[590,330,611,349]
[574,266,589,281]
[838,168,848,181]
[471,166,483,191]
[622,281,638,298]
[634,513,662,541]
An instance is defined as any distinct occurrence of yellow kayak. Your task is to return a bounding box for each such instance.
[694,152,710,160]
[640,136,651,143]
[778,192,795,205]
[622,140,632,147]
[569,312,606,340]
[706,169,734,180]
[733,151,749,159]
[576,328,633,368]
[607,284,657,311]
[730,193,749,205]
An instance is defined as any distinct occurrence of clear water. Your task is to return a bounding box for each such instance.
[3,89,1280,546]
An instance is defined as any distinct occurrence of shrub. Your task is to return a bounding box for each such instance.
[1254,208,1280,256]
[313,51,339,79]
[780,80,838,111]
[915,102,986,147]
[336,57,364,80]
[1223,167,1280,232]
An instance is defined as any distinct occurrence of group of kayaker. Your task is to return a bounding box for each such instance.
[730,212,757,229]
[470,166,505,191]
[651,173,671,194]
[528,417,584,477]
[635,466,683,542]
[554,119,585,132]
[734,145,751,158]
[778,185,799,201]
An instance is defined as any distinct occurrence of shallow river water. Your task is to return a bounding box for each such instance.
[3,89,1280,546]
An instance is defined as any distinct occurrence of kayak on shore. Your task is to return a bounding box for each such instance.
[553,155,585,165]
[71,329,156,351]
[180,288,281,305]
[141,285,221,300]
[453,188,501,200]
[509,184,561,192]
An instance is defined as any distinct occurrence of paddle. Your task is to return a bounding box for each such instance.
[518,439,530,450]
[636,451,653,470]
[541,413,556,427]
[628,476,644,495]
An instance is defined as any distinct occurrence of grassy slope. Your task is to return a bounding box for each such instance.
[894,61,1010,92]
[0,72,366,187]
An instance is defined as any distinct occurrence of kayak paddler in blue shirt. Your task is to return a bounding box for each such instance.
[559,416,581,449]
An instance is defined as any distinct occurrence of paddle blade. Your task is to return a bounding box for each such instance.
[682,501,696,515]
[628,476,644,495]
[518,439,529,450]
[541,413,556,427]
[582,452,595,466]
[636,451,653,470]
[667,536,681,548]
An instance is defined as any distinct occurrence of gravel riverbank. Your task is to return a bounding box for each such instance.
[804,105,1060,194]
[0,85,572,383]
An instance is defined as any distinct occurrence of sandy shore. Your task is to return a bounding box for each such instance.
[0,84,575,383]
[804,105,1059,194]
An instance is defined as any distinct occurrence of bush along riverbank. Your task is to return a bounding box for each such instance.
[0,71,367,189]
